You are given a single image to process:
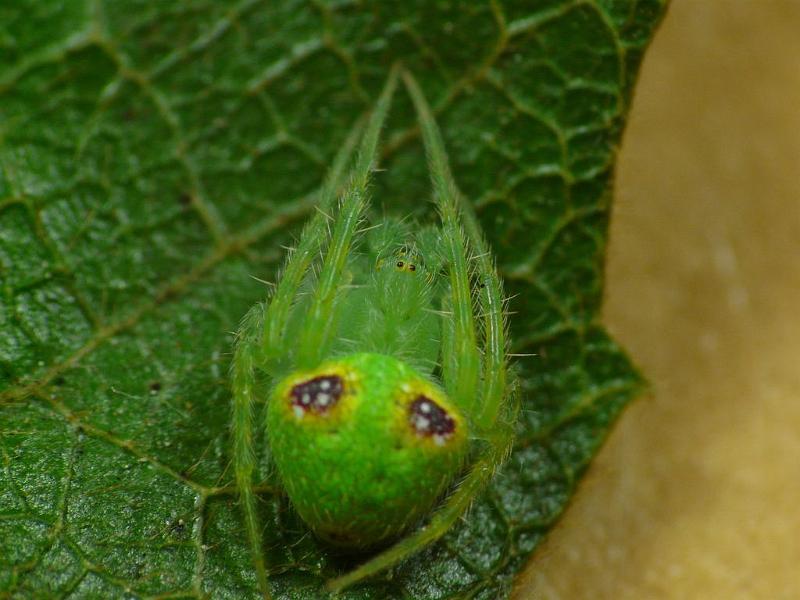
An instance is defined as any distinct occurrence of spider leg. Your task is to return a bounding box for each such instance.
[402,68,510,427]
[397,74,481,412]
[232,122,366,600]
[231,303,271,598]
[296,64,400,368]
[259,113,367,363]
[326,68,517,594]
[231,67,399,599]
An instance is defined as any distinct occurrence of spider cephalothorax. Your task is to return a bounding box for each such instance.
[231,66,518,598]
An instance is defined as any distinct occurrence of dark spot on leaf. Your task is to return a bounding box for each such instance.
[132,561,144,579]
[149,381,162,392]
[170,518,187,539]
[178,193,192,207]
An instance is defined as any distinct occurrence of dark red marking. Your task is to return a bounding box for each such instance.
[290,375,344,415]
[408,396,455,441]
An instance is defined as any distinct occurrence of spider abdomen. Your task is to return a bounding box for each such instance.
[266,352,468,547]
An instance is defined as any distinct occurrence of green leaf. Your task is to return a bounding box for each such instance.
[0,1,667,598]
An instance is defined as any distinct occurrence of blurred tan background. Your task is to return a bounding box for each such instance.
[515,1,800,598]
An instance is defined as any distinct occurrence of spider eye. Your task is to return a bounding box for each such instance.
[396,261,404,268]
[408,264,416,272]
[290,375,344,415]
[408,396,456,445]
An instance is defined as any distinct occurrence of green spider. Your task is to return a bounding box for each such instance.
[231,66,519,598]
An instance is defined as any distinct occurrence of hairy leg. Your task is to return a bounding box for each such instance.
[296,65,400,368]
[231,66,400,599]
[231,303,271,598]
[260,114,366,363]
[326,68,514,593]
[398,74,481,413]
[402,68,509,428]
